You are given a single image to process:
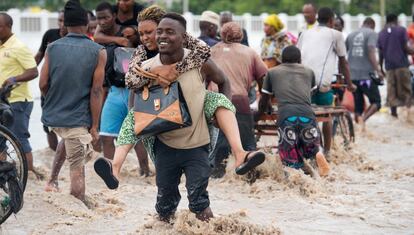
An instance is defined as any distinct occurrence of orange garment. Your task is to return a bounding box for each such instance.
[408,23,414,63]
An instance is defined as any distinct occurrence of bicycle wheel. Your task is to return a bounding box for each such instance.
[333,112,355,148]
[0,124,27,224]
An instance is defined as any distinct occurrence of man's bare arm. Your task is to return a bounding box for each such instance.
[338,56,356,92]
[90,49,107,141]
[35,51,44,65]
[378,50,384,75]
[39,53,50,96]
[3,66,38,88]
[93,24,129,47]
[201,59,231,99]
[367,46,384,79]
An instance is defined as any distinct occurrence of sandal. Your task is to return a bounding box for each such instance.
[235,151,265,175]
[94,158,119,189]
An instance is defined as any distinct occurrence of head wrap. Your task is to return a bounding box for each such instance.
[220,22,243,44]
[64,0,88,27]
[264,14,284,32]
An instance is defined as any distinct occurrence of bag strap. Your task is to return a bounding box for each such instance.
[318,29,335,89]
[135,66,172,101]
[132,66,172,87]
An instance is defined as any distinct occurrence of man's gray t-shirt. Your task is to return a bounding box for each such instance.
[346,27,378,80]
[262,63,315,123]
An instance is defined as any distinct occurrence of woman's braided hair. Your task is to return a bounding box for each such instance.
[138,5,166,24]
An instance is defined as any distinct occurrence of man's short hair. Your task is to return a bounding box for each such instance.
[363,17,375,27]
[162,12,186,30]
[386,14,398,24]
[336,15,344,27]
[303,3,317,13]
[317,7,334,24]
[281,45,301,64]
[0,13,13,27]
[96,2,114,14]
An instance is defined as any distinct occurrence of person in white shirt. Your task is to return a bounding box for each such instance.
[297,7,355,154]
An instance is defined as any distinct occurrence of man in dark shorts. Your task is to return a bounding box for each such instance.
[259,46,329,177]
[346,17,384,130]
[378,14,414,120]
[35,10,67,151]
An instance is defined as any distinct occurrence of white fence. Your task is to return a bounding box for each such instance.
[4,9,414,54]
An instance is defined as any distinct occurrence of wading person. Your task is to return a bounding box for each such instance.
[40,0,106,201]
[210,22,268,178]
[378,14,414,120]
[147,13,227,222]
[297,7,355,156]
[261,14,292,68]
[259,46,330,177]
[346,17,384,130]
[94,6,265,190]
[0,13,39,176]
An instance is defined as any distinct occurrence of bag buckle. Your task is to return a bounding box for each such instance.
[142,86,149,101]
[154,99,161,111]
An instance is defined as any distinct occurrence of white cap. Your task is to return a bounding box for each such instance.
[200,11,220,27]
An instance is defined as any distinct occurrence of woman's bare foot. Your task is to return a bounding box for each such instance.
[112,161,120,181]
[234,150,248,168]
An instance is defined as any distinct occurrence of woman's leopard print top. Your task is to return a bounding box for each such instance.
[125,33,211,90]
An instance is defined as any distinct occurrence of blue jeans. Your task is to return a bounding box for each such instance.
[9,101,33,153]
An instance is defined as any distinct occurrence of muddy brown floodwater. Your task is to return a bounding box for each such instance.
[1,112,413,235]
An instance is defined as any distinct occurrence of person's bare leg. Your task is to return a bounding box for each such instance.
[47,131,58,151]
[45,140,66,192]
[315,151,330,177]
[134,142,150,176]
[322,121,332,152]
[92,138,102,153]
[70,166,85,201]
[390,106,398,118]
[101,136,115,160]
[362,104,379,122]
[356,115,365,132]
[112,144,134,179]
[26,152,34,172]
[26,151,46,180]
[215,108,247,168]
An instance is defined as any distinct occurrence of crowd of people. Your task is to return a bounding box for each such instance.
[0,0,413,223]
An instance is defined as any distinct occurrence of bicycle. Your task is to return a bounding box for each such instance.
[0,84,27,224]
[330,77,355,149]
